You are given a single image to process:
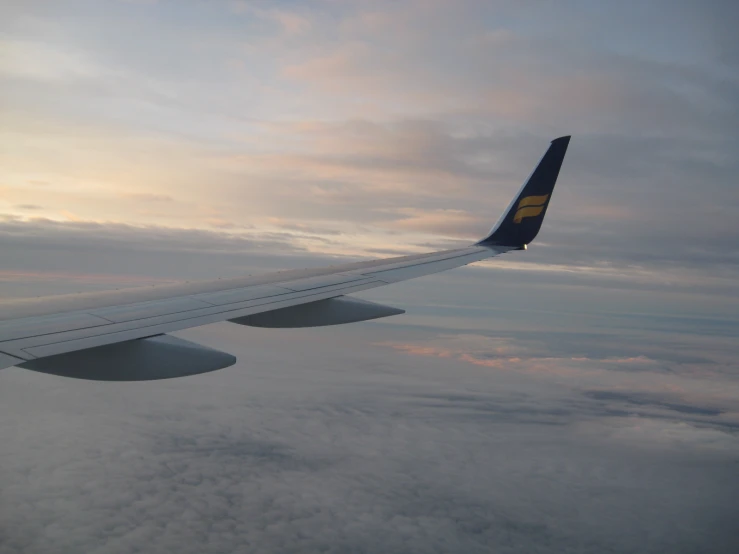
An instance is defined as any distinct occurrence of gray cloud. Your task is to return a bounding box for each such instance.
[3,217,739,327]
[1,323,738,553]
[583,390,724,418]
[2,0,737,286]
[0,218,353,297]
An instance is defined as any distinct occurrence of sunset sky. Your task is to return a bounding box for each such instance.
[1,1,738,552]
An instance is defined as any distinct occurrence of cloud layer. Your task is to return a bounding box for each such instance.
[1,321,738,553]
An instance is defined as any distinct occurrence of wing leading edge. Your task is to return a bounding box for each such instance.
[0,136,571,380]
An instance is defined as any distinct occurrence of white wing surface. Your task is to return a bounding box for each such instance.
[0,137,570,380]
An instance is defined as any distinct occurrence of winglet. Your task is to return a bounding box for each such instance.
[477,136,570,248]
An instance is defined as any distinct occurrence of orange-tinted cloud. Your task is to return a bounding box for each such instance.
[377,334,663,380]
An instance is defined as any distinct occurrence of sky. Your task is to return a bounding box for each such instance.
[1,1,739,552]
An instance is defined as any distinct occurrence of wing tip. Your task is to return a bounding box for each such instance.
[552,135,571,144]
[476,135,571,247]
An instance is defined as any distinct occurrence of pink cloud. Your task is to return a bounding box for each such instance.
[384,207,486,238]
[376,334,666,380]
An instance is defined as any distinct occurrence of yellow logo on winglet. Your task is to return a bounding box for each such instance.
[513,194,549,224]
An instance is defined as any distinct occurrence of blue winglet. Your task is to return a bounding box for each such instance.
[477,136,570,248]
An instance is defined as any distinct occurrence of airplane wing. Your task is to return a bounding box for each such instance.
[0,136,570,380]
